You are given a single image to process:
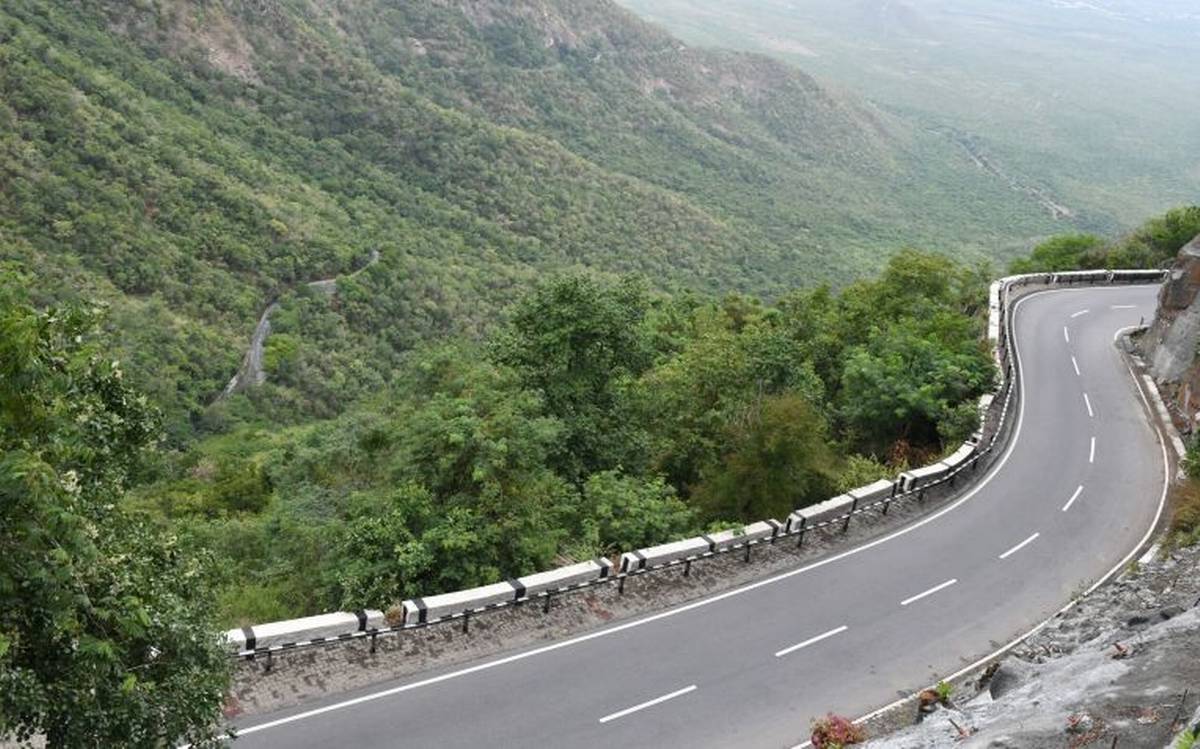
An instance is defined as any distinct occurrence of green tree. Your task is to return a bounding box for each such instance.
[839,314,993,451]
[693,393,835,522]
[1008,234,1105,273]
[0,279,231,747]
[333,484,437,609]
[489,275,655,481]
[575,470,697,555]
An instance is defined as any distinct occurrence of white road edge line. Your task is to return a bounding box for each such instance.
[1063,326,1070,343]
[1112,304,1137,310]
[1138,544,1160,566]
[1061,485,1084,513]
[900,579,957,607]
[1072,356,1081,376]
[1071,309,1089,318]
[787,309,1171,749]
[774,625,849,658]
[222,286,1159,747]
[598,685,696,724]
[1089,436,1096,463]
[1084,393,1094,418]
[998,532,1040,560]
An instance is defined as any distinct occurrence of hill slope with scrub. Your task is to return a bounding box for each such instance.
[1,0,1066,435]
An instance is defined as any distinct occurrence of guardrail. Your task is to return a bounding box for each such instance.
[224,269,1167,665]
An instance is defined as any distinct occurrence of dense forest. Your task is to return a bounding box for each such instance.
[125,249,998,625]
[1,0,1074,441]
[1,0,1194,627]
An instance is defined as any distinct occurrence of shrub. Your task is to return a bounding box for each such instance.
[1169,480,1200,547]
[810,713,866,749]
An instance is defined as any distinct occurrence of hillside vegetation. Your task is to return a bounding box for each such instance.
[126,207,1198,626]
[1,0,1067,437]
[125,250,997,625]
[619,0,1200,234]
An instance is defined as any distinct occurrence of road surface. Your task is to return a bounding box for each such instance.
[230,284,1167,748]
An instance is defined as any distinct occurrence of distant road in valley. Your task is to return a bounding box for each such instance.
[219,249,379,399]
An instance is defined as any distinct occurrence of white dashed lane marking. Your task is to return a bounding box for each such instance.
[598,685,697,724]
[900,579,957,607]
[1062,485,1084,513]
[774,625,849,658]
[999,532,1040,560]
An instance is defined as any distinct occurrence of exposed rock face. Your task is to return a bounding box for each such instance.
[864,544,1200,749]
[1142,234,1200,433]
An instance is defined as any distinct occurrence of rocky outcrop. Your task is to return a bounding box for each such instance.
[865,544,1200,749]
[1143,234,1200,433]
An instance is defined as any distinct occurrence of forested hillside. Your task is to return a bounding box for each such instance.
[619,0,1200,233]
[125,250,998,625]
[1,0,1068,436]
[114,206,1195,627]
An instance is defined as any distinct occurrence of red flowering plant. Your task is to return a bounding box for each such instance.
[810,713,866,749]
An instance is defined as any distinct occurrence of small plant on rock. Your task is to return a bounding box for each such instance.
[1173,721,1198,749]
[935,680,953,703]
[810,713,866,748]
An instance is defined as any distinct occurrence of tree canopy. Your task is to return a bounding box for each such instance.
[0,275,230,747]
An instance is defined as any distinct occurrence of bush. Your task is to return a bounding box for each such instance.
[1170,481,1200,547]
[834,454,891,494]
[810,713,866,749]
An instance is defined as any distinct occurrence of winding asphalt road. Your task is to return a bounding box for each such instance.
[230,284,1167,748]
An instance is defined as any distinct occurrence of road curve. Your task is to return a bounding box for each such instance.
[230,284,1167,748]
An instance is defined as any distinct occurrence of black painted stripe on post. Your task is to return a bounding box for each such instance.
[765,519,782,538]
[701,534,716,552]
[594,558,611,578]
[507,579,526,601]
[241,626,256,652]
[413,597,428,625]
[355,609,368,631]
[632,550,647,571]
